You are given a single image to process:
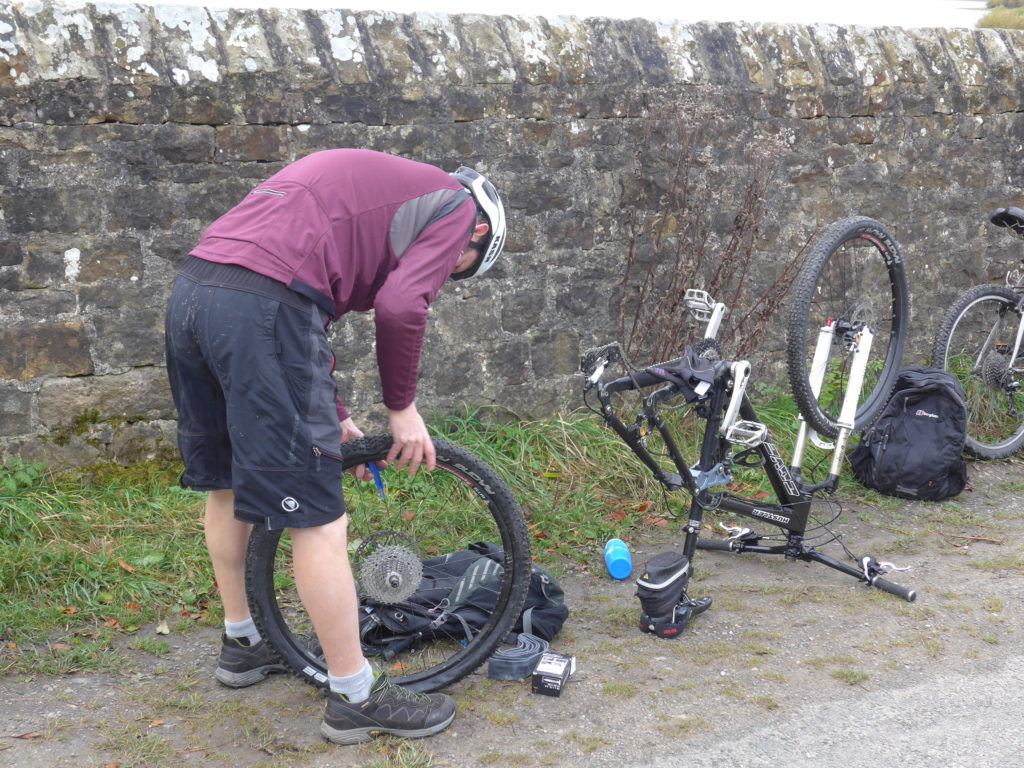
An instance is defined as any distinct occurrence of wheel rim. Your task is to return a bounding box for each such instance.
[259,450,522,691]
[796,229,905,435]
[942,295,1024,453]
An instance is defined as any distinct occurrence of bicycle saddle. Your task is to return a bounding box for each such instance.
[990,206,1024,236]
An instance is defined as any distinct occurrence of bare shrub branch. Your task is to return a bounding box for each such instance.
[619,100,803,364]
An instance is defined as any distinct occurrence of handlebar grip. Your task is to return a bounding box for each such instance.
[604,367,671,394]
[871,576,917,603]
[697,538,736,552]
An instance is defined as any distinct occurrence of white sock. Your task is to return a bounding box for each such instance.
[224,617,261,646]
[329,660,375,703]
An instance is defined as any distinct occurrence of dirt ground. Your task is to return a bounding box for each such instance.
[3,458,1023,768]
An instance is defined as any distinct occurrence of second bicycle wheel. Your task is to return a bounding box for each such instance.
[932,284,1024,458]
[787,217,910,438]
[245,435,531,693]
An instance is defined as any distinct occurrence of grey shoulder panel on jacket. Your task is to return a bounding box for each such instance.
[390,188,472,259]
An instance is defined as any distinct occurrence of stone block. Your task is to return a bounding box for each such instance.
[0,285,77,318]
[0,240,23,267]
[38,368,175,429]
[89,305,166,369]
[105,184,182,231]
[4,187,101,234]
[530,329,581,379]
[485,339,531,387]
[319,87,388,125]
[108,419,180,465]
[0,384,33,436]
[153,124,216,164]
[214,125,288,162]
[6,433,104,470]
[307,9,371,86]
[163,83,236,125]
[24,236,143,287]
[418,345,477,397]
[430,281,502,343]
[500,288,547,335]
[0,322,93,380]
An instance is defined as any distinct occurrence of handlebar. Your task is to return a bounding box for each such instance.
[696,537,736,552]
[870,575,917,602]
[581,342,689,395]
[603,367,677,394]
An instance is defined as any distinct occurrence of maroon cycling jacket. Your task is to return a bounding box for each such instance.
[189,149,476,419]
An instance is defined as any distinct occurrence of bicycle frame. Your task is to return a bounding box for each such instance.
[583,299,916,601]
[587,317,872,507]
[990,211,1024,374]
[989,289,1024,371]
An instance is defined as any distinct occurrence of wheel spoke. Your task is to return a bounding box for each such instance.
[246,436,531,693]
[935,287,1024,457]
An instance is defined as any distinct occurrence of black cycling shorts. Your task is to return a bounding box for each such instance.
[165,258,345,530]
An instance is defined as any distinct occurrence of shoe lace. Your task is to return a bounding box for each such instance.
[374,674,432,705]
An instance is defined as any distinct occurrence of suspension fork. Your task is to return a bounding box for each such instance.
[791,323,874,493]
[791,321,834,476]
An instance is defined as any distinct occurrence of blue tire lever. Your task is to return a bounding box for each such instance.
[367,463,386,499]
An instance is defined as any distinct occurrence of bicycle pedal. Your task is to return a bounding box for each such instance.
[684,289,716,321]
[725,420,767,446]
[684,596,713,616]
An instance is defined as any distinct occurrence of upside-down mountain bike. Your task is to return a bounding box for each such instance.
[244,436,532,693]
[932,206,1024,459]
[581,217,916,635]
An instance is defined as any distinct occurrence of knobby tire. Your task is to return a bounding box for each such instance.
[245,435,532,693]
[786,216,910,438]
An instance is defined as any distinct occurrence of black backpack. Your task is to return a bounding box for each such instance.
[849,367,969,501]
[356,542,568,659]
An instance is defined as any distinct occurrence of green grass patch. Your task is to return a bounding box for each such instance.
[601,681,639,697]
[980,9,1024,29]
[0,459,214,674]
[980,3,1024,28]
[655,715,709,739]
[831,668,869,685]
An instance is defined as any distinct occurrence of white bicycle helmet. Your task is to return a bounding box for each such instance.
[450,165,506,280]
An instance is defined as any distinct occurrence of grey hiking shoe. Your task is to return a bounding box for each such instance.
[214,634,287,688]
[320,673,456,745]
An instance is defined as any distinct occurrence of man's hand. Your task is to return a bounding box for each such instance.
[340,417,370,480]
[386,402,435,476]
[340,417,364,443]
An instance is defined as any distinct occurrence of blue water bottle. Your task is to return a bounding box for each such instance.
[604,538,632,580]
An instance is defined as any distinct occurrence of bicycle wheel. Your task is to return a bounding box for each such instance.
[932,284,1024,458]
[786,217,910,438]
[245,435,531,693]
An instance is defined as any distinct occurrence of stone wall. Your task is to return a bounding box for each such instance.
[2,1,1024,468]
